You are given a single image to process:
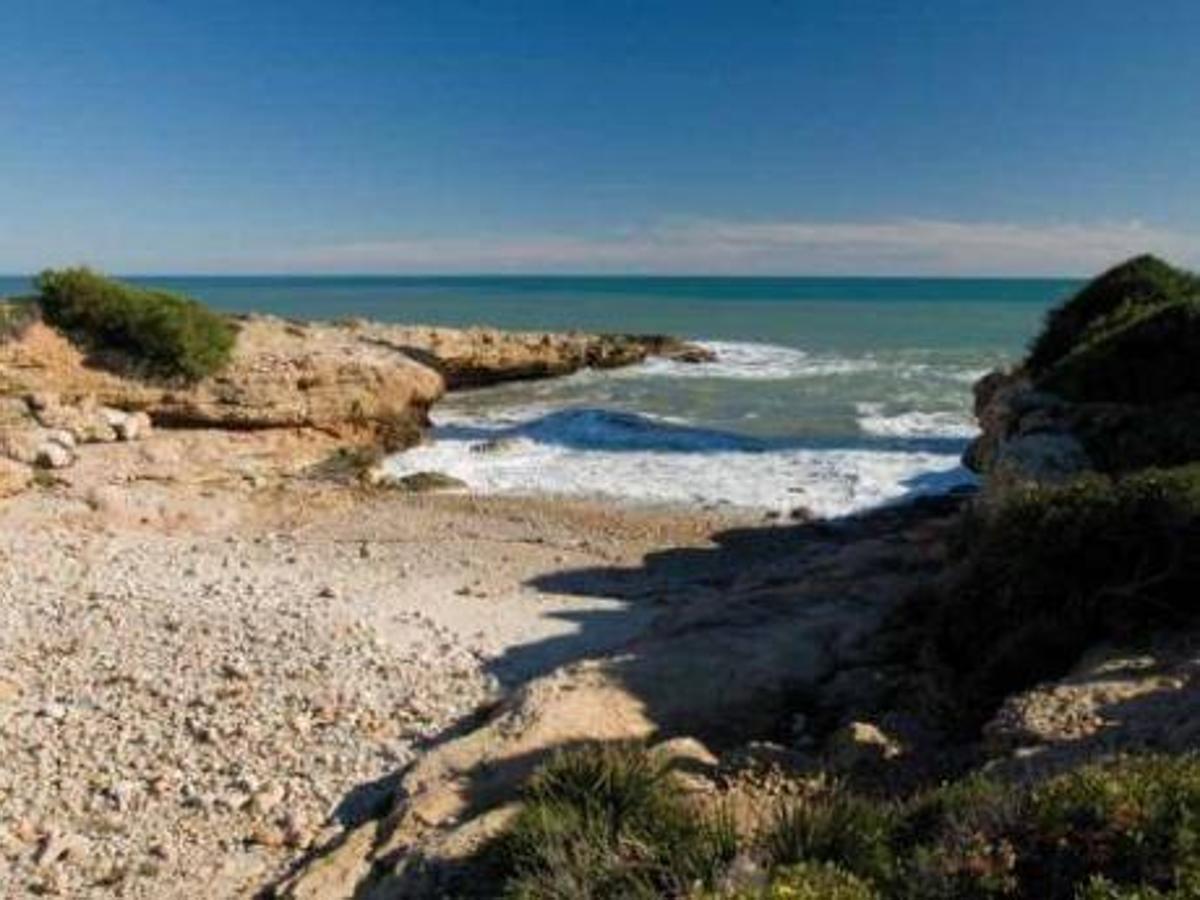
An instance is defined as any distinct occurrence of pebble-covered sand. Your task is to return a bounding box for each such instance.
[0,483,733,898]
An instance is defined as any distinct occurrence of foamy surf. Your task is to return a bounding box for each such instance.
[855,403,979,439]
[387,407,976,518]
[631,341,995,391]
[635,340,880,380]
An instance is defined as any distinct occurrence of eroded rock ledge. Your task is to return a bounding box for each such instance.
[0,314,711,491]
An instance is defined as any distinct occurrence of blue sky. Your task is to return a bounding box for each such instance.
[2,0,1198,275]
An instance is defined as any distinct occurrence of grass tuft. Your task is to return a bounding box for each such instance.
[492,743,737,899]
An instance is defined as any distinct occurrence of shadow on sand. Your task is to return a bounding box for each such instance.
[275,490,975,898]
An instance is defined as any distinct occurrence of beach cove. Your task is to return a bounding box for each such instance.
[5,262,1200,899]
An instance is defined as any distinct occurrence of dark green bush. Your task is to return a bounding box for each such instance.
[1071,396,1200,474]
[1076,874,1200,900]
[35,267,235,380]
[894,776,1025,899]
[493,749,1200,899]
[758,756,1200,900]
[1037,299,1200,405]
[493,743,737,899]
[1027,755,1200,896]
[915,465,1200,729]
[1028,255,1200,375]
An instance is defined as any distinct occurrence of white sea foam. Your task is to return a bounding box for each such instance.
[388,407,975,517]
[855,403,979,439]
[635,341,880,380]
[633,340,992,389]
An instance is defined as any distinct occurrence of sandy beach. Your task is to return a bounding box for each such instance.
[0,436,758,897]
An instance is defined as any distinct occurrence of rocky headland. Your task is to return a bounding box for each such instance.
[0,302,711,498]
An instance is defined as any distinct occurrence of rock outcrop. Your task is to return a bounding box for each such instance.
[0,313,713,494]
[0,318,443,444]
[962,370,1092,486]
[983,630,1200,777]
[356,323,714,389]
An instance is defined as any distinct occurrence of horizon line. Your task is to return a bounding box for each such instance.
[0,270,1087,281]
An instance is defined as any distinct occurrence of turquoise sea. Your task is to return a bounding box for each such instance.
[0,275,1076,514]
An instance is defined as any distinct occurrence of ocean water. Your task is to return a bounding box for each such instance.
[0,275,1075,516]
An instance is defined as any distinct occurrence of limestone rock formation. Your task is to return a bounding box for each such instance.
[0,313,712,497]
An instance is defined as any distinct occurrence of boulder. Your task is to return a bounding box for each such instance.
[114,410,152,441]
[34,441,74,470]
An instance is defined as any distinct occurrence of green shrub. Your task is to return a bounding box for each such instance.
[1071,396,1200,474]
[493,743,737,899]
[493,752,1200,899]
[1037,299,1200,404]
[1028,756,1200,896]
[1075,874,1200,899]
[915,465,1200,728]
[761,757,1200,900]
[1028,255,1200,375]
[35,267,235,380]
[894,776,1024,900]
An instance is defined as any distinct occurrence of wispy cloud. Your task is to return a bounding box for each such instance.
[203,217,1200,276]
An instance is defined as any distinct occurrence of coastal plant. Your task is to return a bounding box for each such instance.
[1036,297,1200,405]
[759,757,1200,900]
[35,267,235,380]
[890,775,1024,900]
[492,746,1200,899]
[1070,396,1200,474]
[1027,255,1200,375]
[1025,755,1200,896]
[492,742,737,899]
[912,464,1200,729]
[764,789,899,886]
